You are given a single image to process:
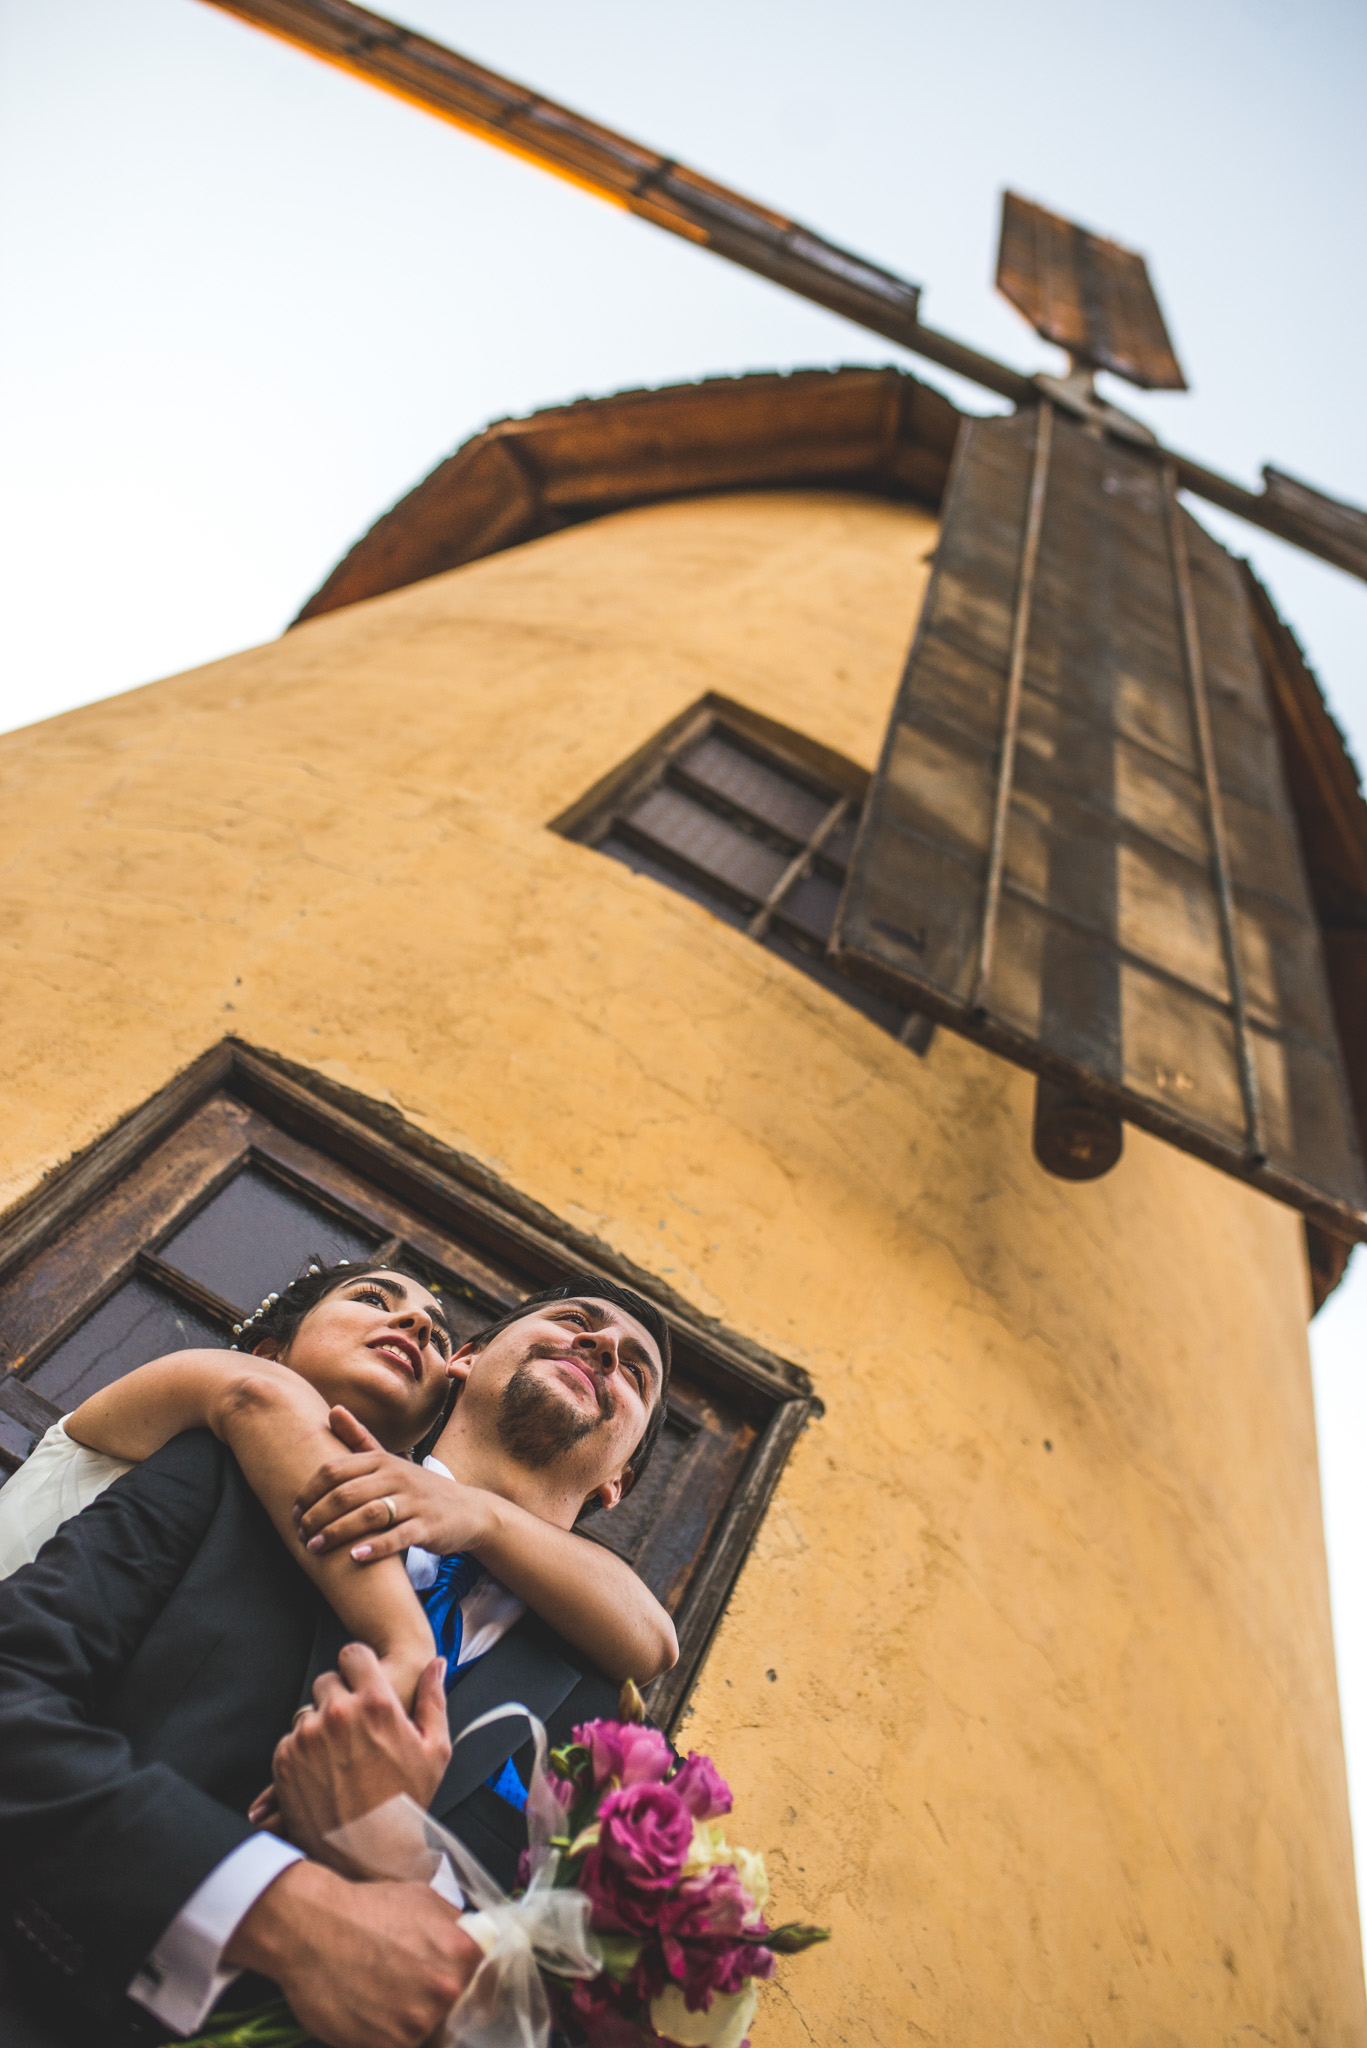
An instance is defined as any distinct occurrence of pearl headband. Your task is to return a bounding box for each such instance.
[229,1258,346,1349]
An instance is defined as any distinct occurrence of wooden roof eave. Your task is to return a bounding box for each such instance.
[292,365,963,626]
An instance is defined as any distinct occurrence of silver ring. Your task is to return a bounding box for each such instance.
[292,1706,313,1727]
[380,1495,399,1529]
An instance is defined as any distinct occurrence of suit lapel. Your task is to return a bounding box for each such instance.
[431,1614,582,1820]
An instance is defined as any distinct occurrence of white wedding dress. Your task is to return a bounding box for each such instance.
[0,1427,523,1669]
[0,1419,133,1579]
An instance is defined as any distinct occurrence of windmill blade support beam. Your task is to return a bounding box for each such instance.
[1168,453,1367,581]
[194,0,941,361]
[199,0,1365,586]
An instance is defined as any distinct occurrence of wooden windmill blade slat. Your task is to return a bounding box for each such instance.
[833,404,1367,1237]
[996,192,1188,391]
[997,198,1088,359]
[1259,468,1367,582]
[1240,564,1367,1202]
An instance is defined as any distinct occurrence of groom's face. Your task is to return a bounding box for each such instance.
[456,1297,663,1511]
[265,1270,454,1450]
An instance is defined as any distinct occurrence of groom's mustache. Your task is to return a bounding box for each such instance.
[518,1339,613,1422]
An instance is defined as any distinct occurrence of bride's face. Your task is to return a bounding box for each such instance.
[263,1270,455,1449]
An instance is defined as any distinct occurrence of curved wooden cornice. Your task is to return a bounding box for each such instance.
[293,365,963,625]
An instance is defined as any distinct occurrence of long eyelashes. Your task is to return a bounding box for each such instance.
[350,1285,452,1360]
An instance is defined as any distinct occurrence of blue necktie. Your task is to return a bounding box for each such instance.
[422,1551,529,1811]
[420,1551,484,1690]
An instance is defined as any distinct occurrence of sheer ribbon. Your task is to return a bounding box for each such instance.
[326,1704,602,2048]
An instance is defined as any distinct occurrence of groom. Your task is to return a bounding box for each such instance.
[0,1271,670,2048]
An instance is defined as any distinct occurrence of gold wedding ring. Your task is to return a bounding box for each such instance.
[380,1495,399,1529]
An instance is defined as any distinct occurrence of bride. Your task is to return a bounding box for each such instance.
[0,1255,677,1706]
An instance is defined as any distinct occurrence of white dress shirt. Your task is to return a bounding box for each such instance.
[0,1430,524,2037]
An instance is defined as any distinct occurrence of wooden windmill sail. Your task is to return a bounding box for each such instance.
[995,191,1187,391]
[197,0,1367,1245]
[835,399,1365,1230]
[837,196,1366,1235]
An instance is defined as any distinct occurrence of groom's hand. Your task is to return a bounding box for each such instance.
[225,1860,479,2048]
[270,1643,452,1864]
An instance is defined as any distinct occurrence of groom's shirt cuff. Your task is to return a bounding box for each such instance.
[127,1833,304,2035]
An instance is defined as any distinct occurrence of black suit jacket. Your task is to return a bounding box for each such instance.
[0,1430,619,2046]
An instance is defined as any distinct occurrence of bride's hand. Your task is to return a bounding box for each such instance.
[294,1407,497,1564]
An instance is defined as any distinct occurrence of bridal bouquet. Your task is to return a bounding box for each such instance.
[538,1682,827,2048]
[182,1685,825,2048]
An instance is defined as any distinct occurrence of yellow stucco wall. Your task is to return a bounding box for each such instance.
[1,489,1362,2042]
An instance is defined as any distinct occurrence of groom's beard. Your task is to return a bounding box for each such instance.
[495,1351,607,1469]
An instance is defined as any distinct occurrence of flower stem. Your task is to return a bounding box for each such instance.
[173,1997,318,2047]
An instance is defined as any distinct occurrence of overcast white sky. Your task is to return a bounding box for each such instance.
[3,0,1366,1935]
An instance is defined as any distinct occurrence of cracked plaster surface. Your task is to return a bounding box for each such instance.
[0,490,1362,2043]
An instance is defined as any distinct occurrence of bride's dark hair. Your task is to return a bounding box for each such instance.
[233,1255,451,1461]
[229,1254,436,1355]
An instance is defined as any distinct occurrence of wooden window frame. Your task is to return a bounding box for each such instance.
[553,692,935,1052]
[0,1040,818,1727]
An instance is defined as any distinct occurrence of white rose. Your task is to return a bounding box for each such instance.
[650,1979,758,2048]
[682,1819,733,1877]
[730,1846,770,1915]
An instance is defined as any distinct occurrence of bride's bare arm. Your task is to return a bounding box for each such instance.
[67,1357,435,1707]
[67,1349,269,1461]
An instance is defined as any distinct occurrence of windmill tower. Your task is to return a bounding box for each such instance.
[2,3,1366,2042]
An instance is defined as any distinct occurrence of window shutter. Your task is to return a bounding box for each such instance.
[834,402,1367,1236]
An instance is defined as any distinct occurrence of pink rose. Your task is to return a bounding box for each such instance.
[575,1718,674,1789]
[566,1976,643,2048]
[579,1847,658,1936]
[597,1783,694,1891]
[655,1868,775,2007]
[659,1865,750,1944]
[628,1933,671,2003]
[669,1752,733,1820]
[681,1935,774,2008]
